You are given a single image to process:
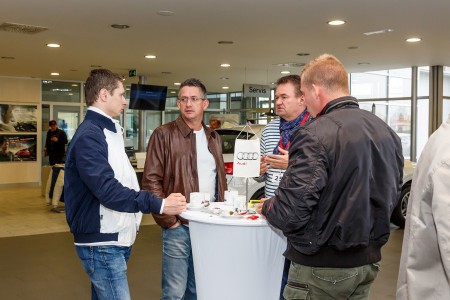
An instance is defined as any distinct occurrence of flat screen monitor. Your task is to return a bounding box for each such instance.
[129,84,167,110]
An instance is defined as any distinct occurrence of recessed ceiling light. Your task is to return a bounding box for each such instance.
[46,43,61,48]
[161,71,172,75]
[71,84,78,87]
[363,29,394,36]
[220,63,231,68]
[170,91,176,94]
[296,53,310,57]
[281,71,290,74]
[222,86,229,90]
[218,41,234,45]
[220,77,229,80]
[347,46,359,50]
[327,20,346,26]
[110,24,130,29]
[406,37,422,43]
[157,11,175,16]
[145,55,156,59]
[174,82,181,86]
[50,72,60,76]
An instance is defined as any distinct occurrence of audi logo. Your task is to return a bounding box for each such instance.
[236,152,259,160]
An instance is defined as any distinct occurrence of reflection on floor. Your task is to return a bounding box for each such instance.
[0,186,402,299]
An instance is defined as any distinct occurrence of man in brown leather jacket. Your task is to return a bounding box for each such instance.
[142,78,226,300]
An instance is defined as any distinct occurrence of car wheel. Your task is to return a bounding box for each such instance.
[250,188,265,200]
[391,183,411,229]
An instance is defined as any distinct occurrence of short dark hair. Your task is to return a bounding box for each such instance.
[276,75,301,97]
[49,120,57,126]
[84,69,122,106]
[178,78,207,99]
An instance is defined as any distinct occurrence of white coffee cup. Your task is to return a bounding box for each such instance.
[190,192,204,207]
[224,190,238,206]
[233,195,246,211]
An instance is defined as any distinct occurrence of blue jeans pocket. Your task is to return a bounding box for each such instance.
[283,281,310,300]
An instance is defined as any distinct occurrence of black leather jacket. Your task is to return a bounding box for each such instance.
[262,96,404,268]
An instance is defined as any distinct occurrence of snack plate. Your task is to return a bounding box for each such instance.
[221,211,246,218]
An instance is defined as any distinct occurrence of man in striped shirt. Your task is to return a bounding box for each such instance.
[256,74,311,300]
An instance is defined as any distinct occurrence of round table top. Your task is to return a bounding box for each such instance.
[180,202,268,227]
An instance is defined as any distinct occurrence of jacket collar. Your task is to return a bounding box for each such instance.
[85,108,117,133]
[175,116,217,139]
[317,96,359,117]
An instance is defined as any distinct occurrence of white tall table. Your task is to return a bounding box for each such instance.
[181,203,286,300]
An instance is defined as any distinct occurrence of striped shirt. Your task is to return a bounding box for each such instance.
[257,119,284,198]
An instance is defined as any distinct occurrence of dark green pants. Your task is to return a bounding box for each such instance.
[283,262,380,300]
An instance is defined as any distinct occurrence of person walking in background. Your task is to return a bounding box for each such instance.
[44,120,68,165]
[64,69,186,300]
[209,118,221,130]
[142,78,227,300]
[397,115,450,299]
[259,54,403,299]
[256,74,311,299]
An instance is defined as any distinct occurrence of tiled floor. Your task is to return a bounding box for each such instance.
[0,186,155,238]
[0,186,403,299]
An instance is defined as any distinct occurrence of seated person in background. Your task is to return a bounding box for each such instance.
[209,118,221,130]
[0,104,16,132]
[0,135,14,161]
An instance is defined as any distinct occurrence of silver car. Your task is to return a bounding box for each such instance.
[216,124,414,229]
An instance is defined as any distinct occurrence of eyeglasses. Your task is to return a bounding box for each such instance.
[178,96,205,103]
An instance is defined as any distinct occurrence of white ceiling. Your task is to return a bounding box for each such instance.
[1,0,450,93]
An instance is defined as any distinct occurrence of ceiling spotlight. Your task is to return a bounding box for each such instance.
[145,55,157,59]
[281,71,290,74]
[220,63,231,68]
[220,77,229,80]
[50,72,60,76]
[110,24,130,29]
[222,86,229,90]
[157,11,175,16]
[406,37,422,43]
[327,20,346,26]
[174,82,181,86]
[46,43,61,48]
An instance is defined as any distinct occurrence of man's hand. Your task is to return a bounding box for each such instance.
[162,193,187,215]
[256,197,269,217]
[51,136,58,142]
[264,147,289,169]
[260,156,268,175]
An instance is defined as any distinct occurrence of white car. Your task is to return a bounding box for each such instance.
[216,124,415,229]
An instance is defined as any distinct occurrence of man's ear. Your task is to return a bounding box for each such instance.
[98,88,109,102]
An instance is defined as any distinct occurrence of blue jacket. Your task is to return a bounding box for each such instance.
[64,108,162,246]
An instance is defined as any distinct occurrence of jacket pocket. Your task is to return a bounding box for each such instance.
[283,281,310,300]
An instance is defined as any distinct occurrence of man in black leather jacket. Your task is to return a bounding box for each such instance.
[260,54,404,300]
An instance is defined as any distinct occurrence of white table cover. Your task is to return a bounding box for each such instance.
[181,203,287,300]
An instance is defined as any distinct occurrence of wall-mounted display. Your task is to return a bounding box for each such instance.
[0,134,37,162]
[0,104,38,132]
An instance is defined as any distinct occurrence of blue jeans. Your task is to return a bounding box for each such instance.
[161,225,196,300]
[76,245,132,300]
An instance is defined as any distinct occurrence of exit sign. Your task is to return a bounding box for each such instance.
[129,69,137,77]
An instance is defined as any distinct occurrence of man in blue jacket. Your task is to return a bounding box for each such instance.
[260,54,403,299]
[64,69,186,300]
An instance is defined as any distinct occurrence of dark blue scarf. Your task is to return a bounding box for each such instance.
[273,109,311,154]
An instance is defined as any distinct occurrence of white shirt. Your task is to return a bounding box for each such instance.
[194,127,217,201]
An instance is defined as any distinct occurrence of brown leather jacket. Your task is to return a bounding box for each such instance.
[142,117,227,228]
